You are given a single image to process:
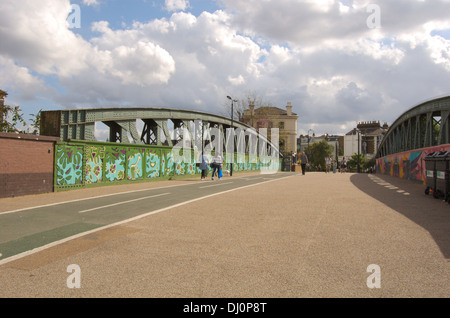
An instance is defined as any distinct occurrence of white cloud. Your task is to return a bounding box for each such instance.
[0,0,176,89]
[82,0,99,6]
[0,56,54,101]
[165,0,190,12]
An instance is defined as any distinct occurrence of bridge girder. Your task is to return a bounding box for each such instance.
[40,107,279,155]
[377,96,450,158]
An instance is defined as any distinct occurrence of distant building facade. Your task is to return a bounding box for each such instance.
[344,121,389,159]
[241,102,298,155]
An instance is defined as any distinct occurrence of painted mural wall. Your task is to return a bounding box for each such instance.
[54,140,278,191]
[376,144,450,184]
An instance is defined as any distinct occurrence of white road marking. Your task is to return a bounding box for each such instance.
[79,193,170,213]
[199,182,233,189]
[370,176,411,195]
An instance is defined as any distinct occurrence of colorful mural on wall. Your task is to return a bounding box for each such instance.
[376,144,450,184]
[54,140,279,191]
[55,145,83,187]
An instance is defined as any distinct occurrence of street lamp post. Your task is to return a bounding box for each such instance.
[356,128,361,173]
[307,129,314,170]
[227,96,237,176]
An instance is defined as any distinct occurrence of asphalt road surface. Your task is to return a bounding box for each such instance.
[0,171,449,300]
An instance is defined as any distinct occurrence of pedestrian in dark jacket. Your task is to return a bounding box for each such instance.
[299,152,308,175]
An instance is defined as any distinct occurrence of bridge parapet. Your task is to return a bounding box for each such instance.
[376,96,450,183]
[376,96,450,158]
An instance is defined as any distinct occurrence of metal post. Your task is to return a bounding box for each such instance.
[227,96,237,176]
[357,129,361,173]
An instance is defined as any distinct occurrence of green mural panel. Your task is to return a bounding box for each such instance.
[127,150,144,181]
[85,145,105,184]
[105,147,126,182]
[146,149,161,179]
[161,150,174,177]
[55,145,83,186]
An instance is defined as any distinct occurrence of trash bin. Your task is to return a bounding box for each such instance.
[434,151,450,200]
[447,154,450,204]
[424,152,437,196]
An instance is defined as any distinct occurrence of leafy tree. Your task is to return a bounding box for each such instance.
[0,105,27,133]
[347,153,367,172]
[305,139,334,170]
[29,109,42,135]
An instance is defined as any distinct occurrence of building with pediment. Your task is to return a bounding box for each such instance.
[241,101,298,155]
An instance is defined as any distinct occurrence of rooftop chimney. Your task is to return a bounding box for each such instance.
[286,102,292,116]
[249,101,255,115]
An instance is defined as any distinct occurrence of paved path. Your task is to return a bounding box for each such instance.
[0,171,449,298]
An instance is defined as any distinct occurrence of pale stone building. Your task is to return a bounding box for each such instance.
[344,121,389,159]
[241,102,298,155]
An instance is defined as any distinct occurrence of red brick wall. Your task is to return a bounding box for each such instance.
[0,133,59,198]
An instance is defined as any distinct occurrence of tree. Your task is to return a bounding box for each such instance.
[0,105,28,133]
[305,140,334,171]
[347,153,367,172]
[29,109,42,135]
[222,90,274,121]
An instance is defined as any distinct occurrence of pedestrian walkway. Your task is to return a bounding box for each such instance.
[0,172,448,298]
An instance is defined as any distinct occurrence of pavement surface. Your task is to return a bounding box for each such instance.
[0,171,449,298]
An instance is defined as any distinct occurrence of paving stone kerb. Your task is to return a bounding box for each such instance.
[0,172,449,298]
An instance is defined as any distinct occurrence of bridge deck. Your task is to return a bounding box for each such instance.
[0,172,448,298]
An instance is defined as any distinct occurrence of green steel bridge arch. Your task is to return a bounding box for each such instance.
[376,96,450,158]
[40,107,279,155]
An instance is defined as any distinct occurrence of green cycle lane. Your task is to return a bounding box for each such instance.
[0,172,296,261]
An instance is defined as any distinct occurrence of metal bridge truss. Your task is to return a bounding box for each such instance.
[377,96,450,158]
[40,107,279,156]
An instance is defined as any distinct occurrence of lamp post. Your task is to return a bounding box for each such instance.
[356,128,361,173]
[227,96,237,176]
[307,129,314,170]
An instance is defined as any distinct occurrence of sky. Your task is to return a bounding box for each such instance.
[1,0,450,138]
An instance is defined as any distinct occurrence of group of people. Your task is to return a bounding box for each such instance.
[198,152,224,181]
[296,152,348,175]
[324,156,347,173]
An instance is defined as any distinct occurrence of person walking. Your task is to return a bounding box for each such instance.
[325,155,331,173]
[340,157,347,173]
[211,153,223,180]
[299,152,308,175]
[199,152,209,180]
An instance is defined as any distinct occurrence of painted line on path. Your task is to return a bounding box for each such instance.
[199,182,233,189]
[79,193,171,214]
[0,174,294,266]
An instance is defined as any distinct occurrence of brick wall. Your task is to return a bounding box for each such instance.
[0,133,60,198]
